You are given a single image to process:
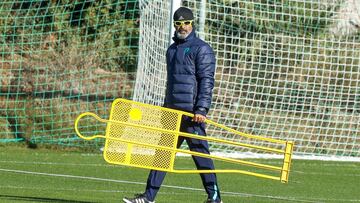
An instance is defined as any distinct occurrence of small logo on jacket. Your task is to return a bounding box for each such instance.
[184,47,190,54]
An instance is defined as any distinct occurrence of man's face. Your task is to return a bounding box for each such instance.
[174,20,193,39]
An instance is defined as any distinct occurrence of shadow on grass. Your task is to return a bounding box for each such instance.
[0,194,97,203]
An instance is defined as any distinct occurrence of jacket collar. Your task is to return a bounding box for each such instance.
[172,29,196,44]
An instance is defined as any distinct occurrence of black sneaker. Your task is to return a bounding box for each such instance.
[204,199,223,203]
[123,193,155,203]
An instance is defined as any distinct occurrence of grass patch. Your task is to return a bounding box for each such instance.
[0,146,359,203]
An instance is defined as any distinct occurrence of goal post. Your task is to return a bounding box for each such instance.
[134,0,360,160]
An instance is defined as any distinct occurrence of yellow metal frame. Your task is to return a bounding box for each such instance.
[75,98,294,183]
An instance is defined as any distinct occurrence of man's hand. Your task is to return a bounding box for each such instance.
[192,114,206,123]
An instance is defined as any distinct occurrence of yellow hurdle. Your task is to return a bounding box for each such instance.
[74,98,294,183]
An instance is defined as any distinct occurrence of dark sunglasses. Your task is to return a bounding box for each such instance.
[173,20,193,26]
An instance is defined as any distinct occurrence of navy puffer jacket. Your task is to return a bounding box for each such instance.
[164,30,215,116]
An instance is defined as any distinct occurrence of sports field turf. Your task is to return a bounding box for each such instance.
[0,145,359,203]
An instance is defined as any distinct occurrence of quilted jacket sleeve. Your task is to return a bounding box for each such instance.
[194,44,216,115]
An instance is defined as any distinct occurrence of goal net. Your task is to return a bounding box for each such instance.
[134,0,360,160]
[0,1,139,146]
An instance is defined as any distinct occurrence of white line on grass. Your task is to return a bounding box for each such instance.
[294,170,360,176]
[2,159,359,169]
[0,160,115,167]
[2,168,360,202]
[0,186,121,202]
[0,168,145,185]
[1,160,359,178]
[0,185,196,196]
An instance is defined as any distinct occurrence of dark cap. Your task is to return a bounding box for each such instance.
[173,7,194,21]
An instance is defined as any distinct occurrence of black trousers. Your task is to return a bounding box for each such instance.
[144,116,221,201]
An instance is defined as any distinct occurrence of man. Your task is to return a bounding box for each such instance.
[123,7,222,203]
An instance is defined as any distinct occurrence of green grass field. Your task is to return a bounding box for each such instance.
[0,145,359,203]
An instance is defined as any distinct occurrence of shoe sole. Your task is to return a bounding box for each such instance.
[123,198,155,203]
[123,198,132,203]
